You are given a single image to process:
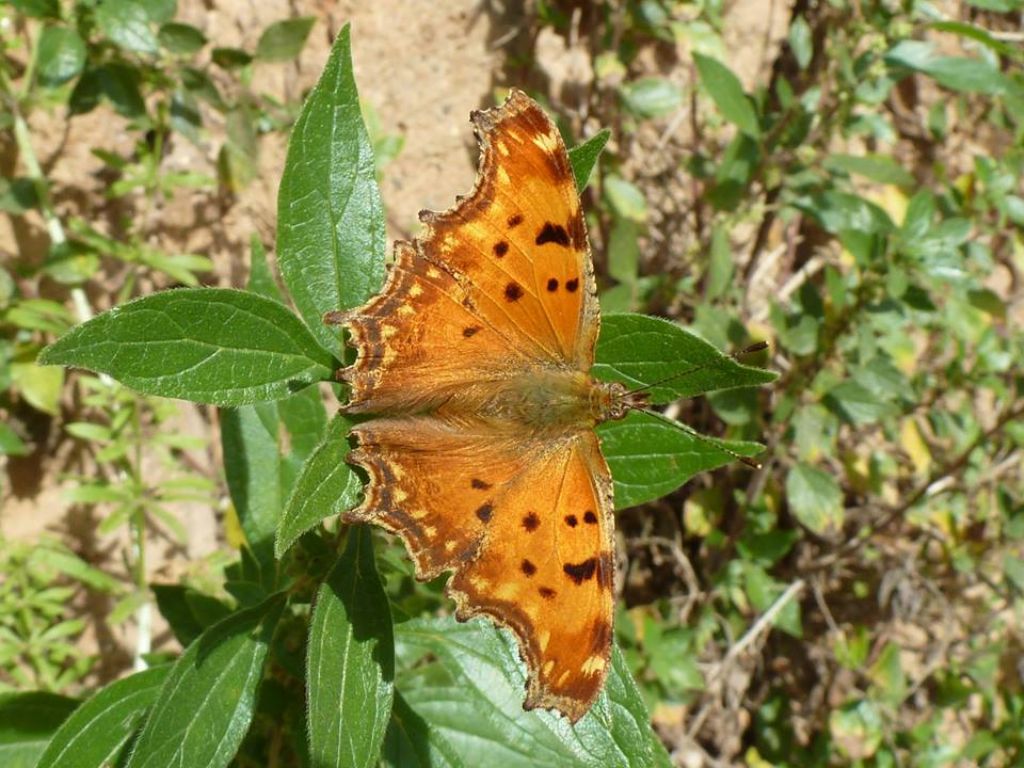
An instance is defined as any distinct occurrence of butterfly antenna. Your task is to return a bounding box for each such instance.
[643,408,764,469]
[627,341,770,396]
[619,341,769,469]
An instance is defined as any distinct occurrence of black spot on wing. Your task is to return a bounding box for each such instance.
[565,278,579,293]
[563,558,597,585]
[505,282,524,302]
[463,326,481,338]
[583,510,597,524]
[471,478,492,490]
[546,278,558,292]
[507,213,523,228]
[536,222,570,247]
[565,514,578,528]
[521,559,536,576]
[539,586,556,600]
[522,512,540,532]
[494,241,509,258]
[476,503,494,523]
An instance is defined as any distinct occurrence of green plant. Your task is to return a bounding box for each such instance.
[0,536,119,693]
[6,25,775,767]
[1,0,316,691]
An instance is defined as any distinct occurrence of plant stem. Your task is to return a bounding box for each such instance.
[130,395,151,671]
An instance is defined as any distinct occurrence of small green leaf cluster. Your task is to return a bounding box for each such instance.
[0,537,119,694]
[11,23,772,767]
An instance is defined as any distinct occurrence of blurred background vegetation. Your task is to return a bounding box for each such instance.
[2,0,1023,765]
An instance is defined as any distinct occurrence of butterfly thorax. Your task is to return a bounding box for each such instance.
[430,369,634,434]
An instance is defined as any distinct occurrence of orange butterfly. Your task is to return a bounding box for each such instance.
[336,90,644,722]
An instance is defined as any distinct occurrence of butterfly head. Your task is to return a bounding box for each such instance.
[592,380,649,422]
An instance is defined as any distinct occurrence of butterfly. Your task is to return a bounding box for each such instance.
[335,90,645,722]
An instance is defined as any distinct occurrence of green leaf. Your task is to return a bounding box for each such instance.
[381,691,466,768]
[246,235,284,303]
[619,77,683,118]
[158,22,207,55]
[693,53,760,137]
[139,0,177,24]
[603,176,648,223]
[824,153,915,188]
[10,0,58,19]
[10,359,63,415]
[152,584,233,646]
[567,129,610,191]
[0,177,40,214]
[824,379,898,425]
[594,313,775,404]
[307,527,395,767]
[255,17,315,62]
[788,15,813,70]
[704,224,733,300]
[276,414,360,556]
[95,0,159,55]
[0,691,79,768]
[221,402,284,562]
[786,463,843,535]
[211,47,253,69]
[69,64,145,118]
[36,26,86,87]
[396,618,654,767]
[600,410,762,509]
[0,422,28,456]
[125,596,284,768]
[277,25,386,353]
[39,289,335,406]
[36,666,169,768]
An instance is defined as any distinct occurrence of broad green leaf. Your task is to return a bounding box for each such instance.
[222,401,283,562]
[39,289,335,406]
[307,527,394,767]
[37,666,169,768]
[125,596,284,768]
[277,24,386,353]
[693,53,760,137]
[396,618,653,768]
[37,26,86,87]
[567,129,610,191]
[619,77,683,118]
[594,313,775,404]
[276,414,360,557]
[0,692,79,768]
[95,0,159,55]
[786,463,843,535]
[158,22,207,55]
[824,153,915,188]
[255,17,315,62]
[599,410,762,509]
[381,692,466,768]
